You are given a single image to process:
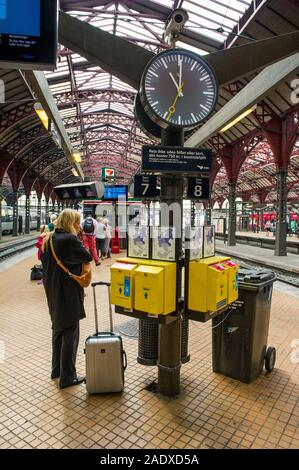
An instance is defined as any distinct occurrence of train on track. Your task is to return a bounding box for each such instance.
[0,206,47,235]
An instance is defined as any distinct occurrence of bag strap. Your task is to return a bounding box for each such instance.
[49,235,74,279]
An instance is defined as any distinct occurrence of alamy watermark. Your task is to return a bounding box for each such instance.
[290,339,299,365]
[290,79,299,105]
[0,79,4,103]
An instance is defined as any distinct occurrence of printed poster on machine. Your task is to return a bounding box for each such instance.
[203,226,215,258]
[189,226,203,261]
[128,225,150,259]
[152,227,176,262]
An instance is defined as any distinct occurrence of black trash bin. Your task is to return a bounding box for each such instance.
[137,318,190,366]
[212,267,276,383]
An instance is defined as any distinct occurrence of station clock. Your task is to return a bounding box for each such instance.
[139,48,218,130]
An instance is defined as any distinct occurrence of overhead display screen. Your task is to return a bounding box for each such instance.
[103,185,128,200]
[0,0,58,70]
[54,183,102,201]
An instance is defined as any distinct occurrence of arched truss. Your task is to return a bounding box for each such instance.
[212,140,299,204]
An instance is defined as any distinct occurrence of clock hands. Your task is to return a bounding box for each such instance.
[169,72,184,97]
[166,82,184,121]
[178,57,183,93]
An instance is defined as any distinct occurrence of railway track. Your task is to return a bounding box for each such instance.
[225,256,299,289]
[0,238,36,261]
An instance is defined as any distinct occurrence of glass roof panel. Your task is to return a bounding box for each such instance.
[47,0,258,183]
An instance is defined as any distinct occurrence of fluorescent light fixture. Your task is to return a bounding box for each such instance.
[34,102,49,130]
[72,152,82,163]
[220,106,257,133]
[72,168,79,177]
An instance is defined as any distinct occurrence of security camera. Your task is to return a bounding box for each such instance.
[164,9,189,45]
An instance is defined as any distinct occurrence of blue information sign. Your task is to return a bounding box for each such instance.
[142,146,212,173]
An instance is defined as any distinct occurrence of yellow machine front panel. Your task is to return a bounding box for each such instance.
[110,262,137,309]
[188,257,231,313]
[206,264,228,311]
[116,257,176,314]
[135,265,164,315]
[222,260,239,304]
[188,261,207,312]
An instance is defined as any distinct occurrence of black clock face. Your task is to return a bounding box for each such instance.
[140,49,218,129]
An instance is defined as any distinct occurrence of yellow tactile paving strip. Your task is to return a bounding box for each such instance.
[0,253,298,449]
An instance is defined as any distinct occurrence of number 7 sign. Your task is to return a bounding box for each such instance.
[134,174,159,199]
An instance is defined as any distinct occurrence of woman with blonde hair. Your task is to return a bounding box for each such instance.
[36,224,49,261]
[41,209,92,389]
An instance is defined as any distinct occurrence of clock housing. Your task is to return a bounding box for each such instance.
[140,48,218,130]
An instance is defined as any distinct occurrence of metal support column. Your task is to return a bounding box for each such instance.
[275,170,288,256]
[25,194,30,234]
[12,191,19,237]
[158,128,184,397]
[228,183,237,246]
[37,198,42,228]
[45,201,49,224]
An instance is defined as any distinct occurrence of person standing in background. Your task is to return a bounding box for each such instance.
[36,224,49,261]
[81,213,100,266]
[103,218,112,258]
[48,214,57,232]
[95,217,106,260]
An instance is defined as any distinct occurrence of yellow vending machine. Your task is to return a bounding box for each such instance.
[110,262,137,309]
[188,256,229,313]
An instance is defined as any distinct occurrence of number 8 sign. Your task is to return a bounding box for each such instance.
[187,177,209,200]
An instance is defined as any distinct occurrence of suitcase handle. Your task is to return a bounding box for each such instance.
[123,350,127,370]
[92,282,113,333]
[92,281,111,287]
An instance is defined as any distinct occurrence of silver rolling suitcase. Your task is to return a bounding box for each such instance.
[85,281,127,394]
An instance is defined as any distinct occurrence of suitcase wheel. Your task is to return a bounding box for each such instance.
[265,346,276,373]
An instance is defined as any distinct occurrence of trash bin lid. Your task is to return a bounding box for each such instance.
[238,267,276,289]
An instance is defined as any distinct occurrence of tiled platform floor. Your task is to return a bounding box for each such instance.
[0,254,298,449]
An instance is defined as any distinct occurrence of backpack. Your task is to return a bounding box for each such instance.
[83,217,94,234]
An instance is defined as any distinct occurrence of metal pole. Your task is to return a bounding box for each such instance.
[228,183,236,246]
[158,127,184,397]
[25,194,30,234]
[37,198,42,229]
[12,191,19,237]
[275,170,288,256]
[45,201,49,224]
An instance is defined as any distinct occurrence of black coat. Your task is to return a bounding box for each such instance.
[41,229,93,332]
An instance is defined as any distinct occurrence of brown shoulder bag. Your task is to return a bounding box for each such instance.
[49,236,92,288]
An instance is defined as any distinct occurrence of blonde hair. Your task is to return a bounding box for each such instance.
[40,224,49,234]
[42,209,80,251]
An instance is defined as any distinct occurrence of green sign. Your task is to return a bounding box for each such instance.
[102,167,116,181]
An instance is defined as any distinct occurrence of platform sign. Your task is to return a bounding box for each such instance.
[134,174,159,198]
[0,0,58,71]
[187,177,210,200]
[142,146,212,173]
